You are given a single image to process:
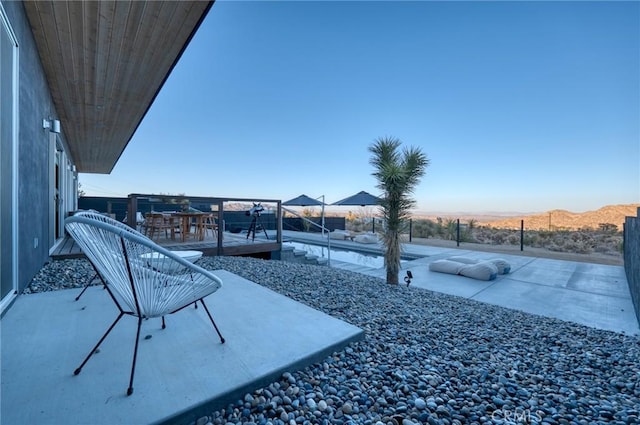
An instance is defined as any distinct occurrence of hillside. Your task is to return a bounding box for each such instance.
[478,204,639,231]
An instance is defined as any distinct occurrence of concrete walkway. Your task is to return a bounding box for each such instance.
[284,231,639,335]
[1,270,363,425]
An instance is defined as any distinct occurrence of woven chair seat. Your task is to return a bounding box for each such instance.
[64,213,225,395]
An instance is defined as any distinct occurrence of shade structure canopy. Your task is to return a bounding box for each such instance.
[283,194,325,206]
[332,191,381,206]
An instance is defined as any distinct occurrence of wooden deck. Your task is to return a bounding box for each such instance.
[51,231,281,260]
[50,235,86,259]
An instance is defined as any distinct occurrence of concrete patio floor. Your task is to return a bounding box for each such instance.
[0,270,363,425]
[397,253,639,335]
[285,231,639,336]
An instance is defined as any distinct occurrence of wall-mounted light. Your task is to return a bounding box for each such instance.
[43,118,61,134]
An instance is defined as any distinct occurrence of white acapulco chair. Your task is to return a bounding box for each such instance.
[72,211,203,300]
[71,210,150,301]
[64,214,225,396]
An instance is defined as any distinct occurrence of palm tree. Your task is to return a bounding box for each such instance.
[369,136,429,284]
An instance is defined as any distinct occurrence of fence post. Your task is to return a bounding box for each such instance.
[520,219,524,251]
[456,218,460,247]
[372,217,375,233]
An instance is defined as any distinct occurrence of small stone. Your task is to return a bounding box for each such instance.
[414,398,427,410]
[492,397,506,407]
[341,403,353,415]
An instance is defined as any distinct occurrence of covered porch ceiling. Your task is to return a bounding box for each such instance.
[24,0,213,173]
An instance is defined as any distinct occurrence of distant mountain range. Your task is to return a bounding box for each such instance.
[295,203,639,231]
[475,204,639,231]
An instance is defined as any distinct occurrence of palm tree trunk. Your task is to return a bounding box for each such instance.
[385,229,401,284]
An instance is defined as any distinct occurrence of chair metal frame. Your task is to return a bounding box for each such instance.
[65,214,225,396]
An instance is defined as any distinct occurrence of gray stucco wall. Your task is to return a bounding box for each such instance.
[3,1,67,293]
[623,207,640,328]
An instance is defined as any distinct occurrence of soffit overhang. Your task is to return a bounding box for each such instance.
[24,0,213,173]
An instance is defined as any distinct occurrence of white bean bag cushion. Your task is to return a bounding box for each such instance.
[447,256,478,264]
[489,259,511,274]
[329,230,349,240]
[429,260,465,275]
[459,262,498,281]
[354,233,378,244]
[448,256,510,274]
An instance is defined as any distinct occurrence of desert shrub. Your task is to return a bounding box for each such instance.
[592,233,623,254]
[552,235,566,246]
[471,228,512,245]
[470,228,491,243]
[537,230,554,239]
[547,242,563,252]
[462,228,477,243]
[346,218,366,233]
[506,233,520,245]
[411,219,439,238]
[594,244,614,255]
[406,221,622,258]
[563,240,593,254]
[491,231,510,245]
[523,233,539,247]
[301,207,314,232]
[441,219,458,240]
[598,223,618,232]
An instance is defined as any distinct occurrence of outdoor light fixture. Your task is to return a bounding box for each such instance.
[43,118,61,134]
[404,270,413,287]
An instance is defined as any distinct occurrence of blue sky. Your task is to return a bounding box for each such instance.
[80,0,639,214]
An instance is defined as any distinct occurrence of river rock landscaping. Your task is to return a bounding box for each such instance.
[27,257,640,425]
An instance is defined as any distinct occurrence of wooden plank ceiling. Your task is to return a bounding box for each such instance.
[24,1,213,173]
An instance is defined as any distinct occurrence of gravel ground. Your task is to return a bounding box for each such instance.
[27,257,640,425]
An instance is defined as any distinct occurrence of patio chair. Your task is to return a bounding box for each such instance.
[144,212,174,241]
[72,210,148,301]
[201,213,218,239]
[122,211,146,232]
[65,214,225,396]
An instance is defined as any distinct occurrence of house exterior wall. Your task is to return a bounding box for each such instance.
[623,207,640,328]
[1,1,74,299]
